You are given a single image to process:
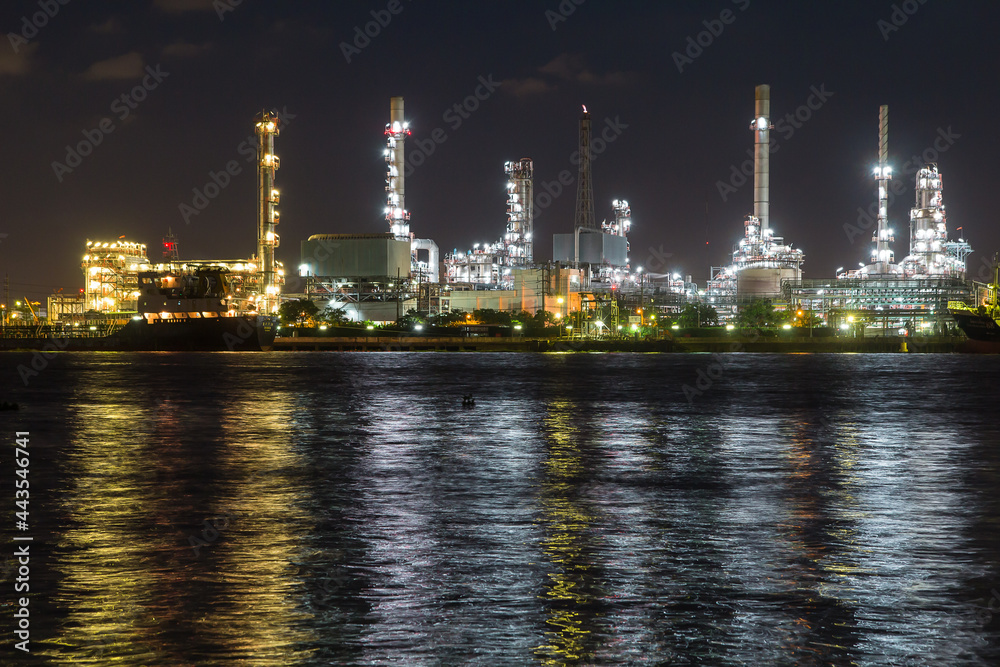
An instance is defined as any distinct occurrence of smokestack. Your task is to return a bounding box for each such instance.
[574,105,595,231]
[752,84,771,234]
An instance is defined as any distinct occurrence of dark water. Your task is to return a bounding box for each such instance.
[2,352,1000,665]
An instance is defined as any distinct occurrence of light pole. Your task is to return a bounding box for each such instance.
[637,266,644,325]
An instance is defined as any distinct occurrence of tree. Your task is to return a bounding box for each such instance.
[396,309,424,330]
[678,303,719,328]
[737,299,777,329]
[429,309,467,327]
[278,298,319,326]
[318,306,350,326]
[473,308,512,325]
[789,308,822,328]
[533,309,556,326]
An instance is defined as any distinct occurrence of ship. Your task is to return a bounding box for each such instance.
[949,255,1000,352]
[0,267,276,352]
[117,267,277,351]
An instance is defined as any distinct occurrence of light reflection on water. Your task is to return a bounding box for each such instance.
[2,352,999,665]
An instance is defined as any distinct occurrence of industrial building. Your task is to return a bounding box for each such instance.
[706,85,804,316]
[443,158,536,288]
[76,111,286,319]
[285,91,984,334]
[784,105,974,335]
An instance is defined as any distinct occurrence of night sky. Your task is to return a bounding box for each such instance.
[3,0,999,304]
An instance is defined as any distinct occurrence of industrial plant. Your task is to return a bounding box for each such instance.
[18,84,991,342]
[53,111,287,324]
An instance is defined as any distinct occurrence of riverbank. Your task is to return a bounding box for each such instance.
[270,335,967,353]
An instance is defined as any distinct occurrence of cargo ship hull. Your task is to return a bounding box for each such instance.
[0,315,276,352]
[115,314,277,351]
[950,308,1000,353]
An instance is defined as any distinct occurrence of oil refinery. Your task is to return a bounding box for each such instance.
[11,85,991,343]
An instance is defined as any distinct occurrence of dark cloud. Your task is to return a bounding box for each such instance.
[153,0,218,12]
[81,51,145,81]
[0,41,38,77]
[161,41,213,58]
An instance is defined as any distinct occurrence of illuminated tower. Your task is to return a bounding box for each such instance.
[385,96,411,241]
[255,111,281,314]
[871,105,894,273]
[574,105,595,231]
[504,158,533,267]
[162,228,179,262]
[751,85,772,235]
[610,199,631,237]
[905,165,971,277]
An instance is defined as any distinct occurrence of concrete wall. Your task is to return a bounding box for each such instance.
[301,234,411,278]
[553,231,627,266]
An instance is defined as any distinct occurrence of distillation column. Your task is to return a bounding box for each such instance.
[504,158,534,267]
[872,104,894,274]
[385,96,411,241]
[255,111,281,314]
[611,199,631,237]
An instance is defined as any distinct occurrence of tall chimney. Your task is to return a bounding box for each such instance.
[574,105,596,231]
[752,85,771,235]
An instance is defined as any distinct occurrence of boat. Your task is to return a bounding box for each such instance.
[118,267,276,351]
[0,267,276,352]
[949,255,1000,352]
